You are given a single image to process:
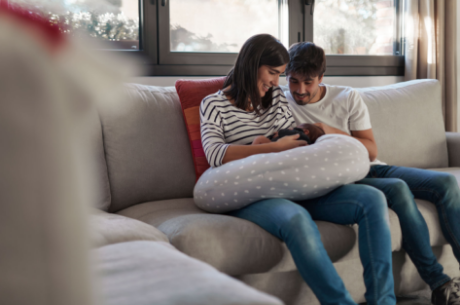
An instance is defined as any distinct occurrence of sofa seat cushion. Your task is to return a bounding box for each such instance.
[117,198,357,275]
[94,241,283,305]
[89,210,169,248]
[118,162,457,274]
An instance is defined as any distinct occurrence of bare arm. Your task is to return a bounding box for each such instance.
[314,123,377,161]
[314,123,348,135]
[222,134,308,164]
[350,129,378,162]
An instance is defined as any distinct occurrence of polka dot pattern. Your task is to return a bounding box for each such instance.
[194,134,369,213]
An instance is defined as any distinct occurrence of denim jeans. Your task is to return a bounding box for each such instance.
[228,184,396,305]
[357,165,460,290]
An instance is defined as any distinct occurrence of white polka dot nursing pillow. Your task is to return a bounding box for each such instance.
[194,134,370,213]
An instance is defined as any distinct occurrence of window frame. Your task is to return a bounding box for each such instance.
[157,0,302,66]
[143,0,404,76]
[304,0,404,76]
[9,0,404,76]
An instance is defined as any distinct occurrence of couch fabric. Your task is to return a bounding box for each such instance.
[89,210,169,248]
[446,132,460,167]
[90,108,112,211]
[99,84,196,213]
[357,79,448,168]
[94,79,460,305]
[95,241,283,305]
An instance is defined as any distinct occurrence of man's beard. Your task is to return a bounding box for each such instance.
[294,87,319,105]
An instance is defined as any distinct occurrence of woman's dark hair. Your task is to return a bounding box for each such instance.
[223,34,289,115]
[285,42,326,80]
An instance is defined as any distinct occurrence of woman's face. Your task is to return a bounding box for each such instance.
[257,64,287,97]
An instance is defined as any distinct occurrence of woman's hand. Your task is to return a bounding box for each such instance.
[274,134,308,152]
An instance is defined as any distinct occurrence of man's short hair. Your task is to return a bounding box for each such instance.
[285,42,326,79]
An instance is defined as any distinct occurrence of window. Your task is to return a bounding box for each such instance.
[10,0,404,76]
[151,0,403,76]
[8,0,141,50]
[315,0,398,55]
[309,0,404,76]
[156,0,292,66]
[169,0,285,53]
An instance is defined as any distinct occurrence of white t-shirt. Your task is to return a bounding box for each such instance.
[284,84,385,166]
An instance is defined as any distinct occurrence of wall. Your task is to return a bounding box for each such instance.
[130,76,404,88]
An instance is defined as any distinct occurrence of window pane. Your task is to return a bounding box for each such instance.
[9,0,140,50]
[314,0,395,55]
[170,0,288,53]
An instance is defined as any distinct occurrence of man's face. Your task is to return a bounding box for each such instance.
[287,72,324,105]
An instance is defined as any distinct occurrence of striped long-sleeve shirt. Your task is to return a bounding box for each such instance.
[200,86,296,168]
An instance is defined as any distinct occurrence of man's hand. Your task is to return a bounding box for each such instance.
[314,122,348,135]
[274,134,308,152]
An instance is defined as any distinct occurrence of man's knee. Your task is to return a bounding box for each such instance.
[381,179,420,216]
[386,178,411,195]
[433,173,458,194]
[432,173,460,208]
[352,185,391,226]
[355,184,387,209]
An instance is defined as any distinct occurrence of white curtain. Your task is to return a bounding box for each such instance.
[404,0,457,132]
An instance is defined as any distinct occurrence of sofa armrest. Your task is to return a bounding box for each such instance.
[446,132,460,167]
[95,241,284,305]
[89,209,170,248]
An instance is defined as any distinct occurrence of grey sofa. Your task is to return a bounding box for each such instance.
[91,79,460,305]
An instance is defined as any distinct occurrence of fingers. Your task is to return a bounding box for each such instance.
[288,134,300,139]
[291,135,308,146]
[275,134,308,150]
[286,135,307,146]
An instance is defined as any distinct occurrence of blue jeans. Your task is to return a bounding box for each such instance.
[357,165,460,290]
[228,184,396,305]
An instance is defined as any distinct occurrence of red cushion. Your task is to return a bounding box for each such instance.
[176,77,226,181]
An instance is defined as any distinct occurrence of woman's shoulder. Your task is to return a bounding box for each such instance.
[200,90,234,116]
[201,90,228,106]
[270,86,288,105]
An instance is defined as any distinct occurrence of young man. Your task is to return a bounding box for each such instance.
[284,41,460,305]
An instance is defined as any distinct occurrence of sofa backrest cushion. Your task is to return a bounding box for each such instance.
[88,108,112,211]
[175,77,226,181]
[99,84,196,213]
[357,79,448,168]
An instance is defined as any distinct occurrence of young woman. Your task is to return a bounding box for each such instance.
[200,34,396,305]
